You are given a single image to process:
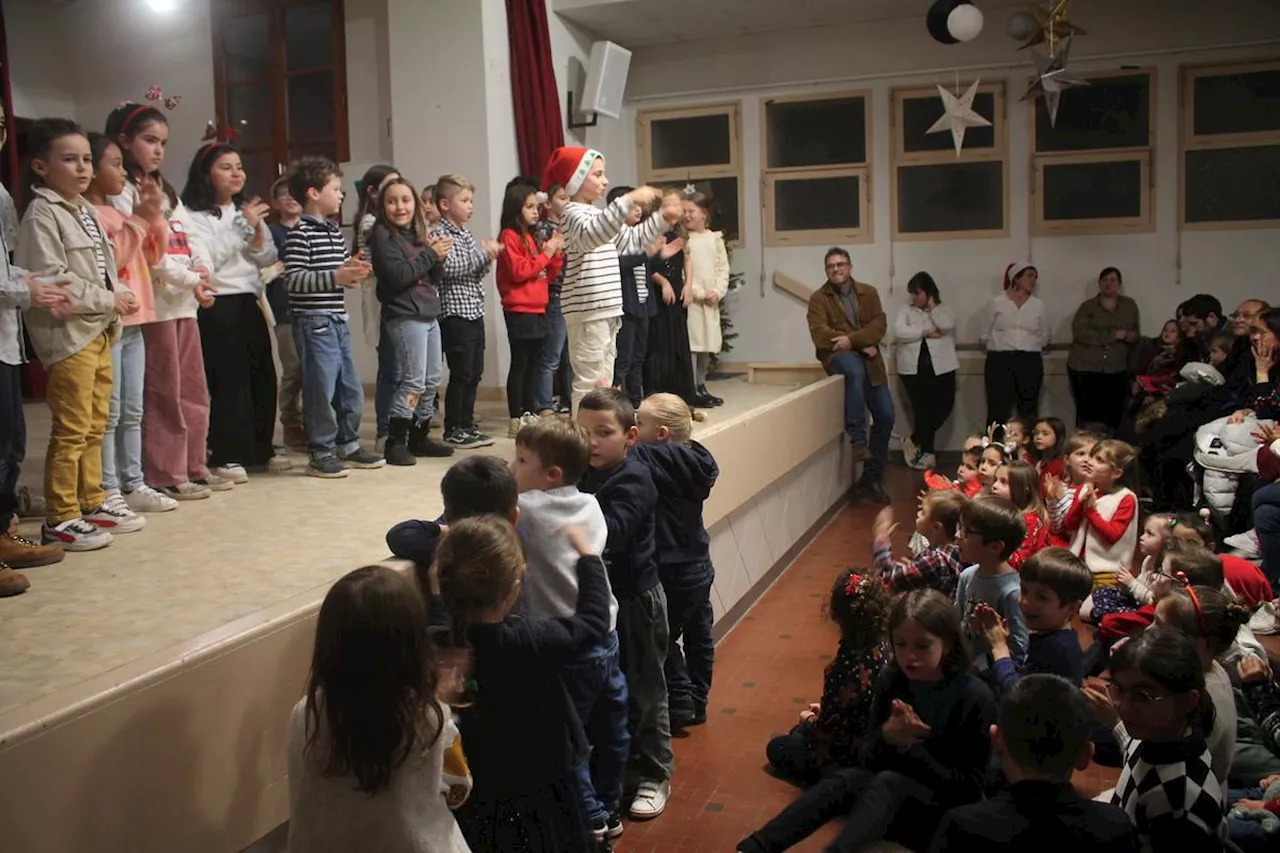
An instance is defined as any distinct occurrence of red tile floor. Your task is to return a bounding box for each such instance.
[614,465,1119,853]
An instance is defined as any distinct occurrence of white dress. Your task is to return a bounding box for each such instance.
[685,229,729,353]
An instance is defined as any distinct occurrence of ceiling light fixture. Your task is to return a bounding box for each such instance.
[147,0,177,13]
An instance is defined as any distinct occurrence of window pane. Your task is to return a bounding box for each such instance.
[1193,69,1280,136]
[1042,159,1142,221]
[286,4,333,71]
[649,114,732,170]
[766,97,866,168]
[652,177,740,243]
[222,14,271,83]
[774,175,861,232]
[897,162,1004,234]
[1185,145,1280,223]
[288,141,339,163]
[1035,74,1151,151]
[902,91,996,153]
[227,84,273,149]
[237,148,278,202]
[286,73,335,144]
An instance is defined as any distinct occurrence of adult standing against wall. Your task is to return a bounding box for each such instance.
[807,247,894,504]
[1066,267,1140,431]
[894,272,957,471]
[982,262,1050,427]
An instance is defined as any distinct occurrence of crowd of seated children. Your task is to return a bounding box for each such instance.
[955,495,1029,675]
[872,489,966,596]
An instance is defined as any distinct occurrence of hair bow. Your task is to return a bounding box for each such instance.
[845,572,870,597]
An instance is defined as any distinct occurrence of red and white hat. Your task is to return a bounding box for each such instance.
[542,146,602,196]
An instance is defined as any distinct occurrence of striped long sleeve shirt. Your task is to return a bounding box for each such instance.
[429,219,491,321]
[284,214,349,314]
[560,197,666,325]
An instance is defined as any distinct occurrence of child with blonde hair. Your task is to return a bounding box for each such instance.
[1061,439,1140,621]
[682,193,729,408]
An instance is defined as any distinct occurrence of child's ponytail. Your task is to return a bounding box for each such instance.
[1161,585,1251,659]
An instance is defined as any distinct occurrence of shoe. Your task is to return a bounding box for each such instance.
[902,435,919,465]
[1225,528,1261,559]
[409,421,455,458]
[694,392,716,408]
[629,779,670,820]
[161,481,211,501]
[86,494,147,533]
[671,705,708,729]
[375,435,387,455]
[697,384,724,407]
[339,447,386,469]
[849,442,871,462]
[592,812,624,840]
[385,418,417,467]
[508,417,522,438]
[917,452,937,471]
[444,428,485,450]
[211,464,249,484]
[0,531,64,568]
[307,454,349,479]
[855,481,891,505]
[195,474,235,492]
[0,563,30,597]
[465,426,495,448]
[42,518,113,551]
[123,485,179,514]
[283,424,307,451]
[17,486,46,519]
[268,447,293,474]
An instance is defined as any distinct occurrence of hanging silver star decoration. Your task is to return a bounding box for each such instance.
[683,182,698,197]
[1021,34,1088,127]
[927,79,992,156]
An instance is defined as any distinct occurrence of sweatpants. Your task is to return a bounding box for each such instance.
[142,318,211,487]
[567,316,621,414]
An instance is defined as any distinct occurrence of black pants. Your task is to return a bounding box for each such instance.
[614,312,650,406]
[441,316,485,432]
[198,293,277,467]
[766,720,825,784]
[984,350,1043,426]
[0,362,25,531]
[1068,368,1129,433]
[740,767,940,853]
[506,336,544,418]
[900,367,956,454]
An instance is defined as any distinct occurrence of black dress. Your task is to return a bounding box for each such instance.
[644,230,697,405]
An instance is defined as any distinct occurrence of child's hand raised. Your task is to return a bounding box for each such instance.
[883,699,931,749]
[1079,483,1096,509]
[659,192,684,224]
[660,236,685,259]
[872,507,897,545]
[627,185,662,208]
[427,234,453,258]
[969,604,1009,654]
[240,197,270,229]
[481,238,504,259]
[135,176,165,221]
[1043,473,1065,501]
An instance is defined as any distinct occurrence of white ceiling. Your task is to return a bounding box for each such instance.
[554,0,1032,48]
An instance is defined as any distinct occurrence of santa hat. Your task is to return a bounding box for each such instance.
[542,146,601,196]
[1004,261,1036,290]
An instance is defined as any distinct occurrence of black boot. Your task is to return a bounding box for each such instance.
[698,384,724,406]
[409,419,455,458]
[385,418,417,467]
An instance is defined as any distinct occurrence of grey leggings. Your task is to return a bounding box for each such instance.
[694,352,712,387]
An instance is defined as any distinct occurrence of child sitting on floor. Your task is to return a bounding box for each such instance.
[765,568,890,784]
[872,490,967,597]
[1092,512,1174,623]
[1044,430,1101,537]
[990,459,1057,570]
[955,495,1030,673]
[1060,439,1140,622]
[1031,417,1066,499]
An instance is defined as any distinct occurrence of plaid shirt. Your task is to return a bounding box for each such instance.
[429,219,491,321]
[873,541,965,598]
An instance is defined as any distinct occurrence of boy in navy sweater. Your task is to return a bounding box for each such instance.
[578,389,674,821]
[929,675,1137,852]
[284,157,382,478]
[607,186,658,407]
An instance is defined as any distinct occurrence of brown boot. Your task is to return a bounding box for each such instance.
[0,564,30,597]
[0,531,65,569]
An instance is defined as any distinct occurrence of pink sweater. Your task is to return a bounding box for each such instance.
[94,204,167,326]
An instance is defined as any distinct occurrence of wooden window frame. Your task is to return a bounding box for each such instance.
[1179,59,1280,231]
[761,90,873,246]
[1028,68,1155,236]
[891,81,1008,241]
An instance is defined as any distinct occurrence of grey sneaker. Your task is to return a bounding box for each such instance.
[161,482,211,501]
[445,428,485,450]
[338,447,386,469]
[307,454,349,479]
[465,426,495,448]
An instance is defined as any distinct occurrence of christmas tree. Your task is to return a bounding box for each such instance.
[709,245,745,377]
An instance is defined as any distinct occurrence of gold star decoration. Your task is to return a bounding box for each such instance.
[1021,35,1089,127]
[927,79,992,157]
[1019,0,1087,54]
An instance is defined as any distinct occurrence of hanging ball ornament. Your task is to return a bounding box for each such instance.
[947,4,985,42]
[1006,10,1040,42]
[927,0,963,45]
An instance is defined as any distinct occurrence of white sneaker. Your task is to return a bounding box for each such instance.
[197,473,235,492]
[629,779,670,820]
[161,482,211,501]
[267,450,293,474]
[917,452,937,471]
[123,485,179,513]
[211,464,249,484]
[902,435,918,465]
[1224,528,1261,559]
[42,518,113,551]
[86,495,146,533]
[520,411,541,428]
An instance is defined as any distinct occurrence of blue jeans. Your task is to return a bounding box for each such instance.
[1227,787,1273,852]
[375,319,397,437]
[384,316,443,422]
[293,313,365,457]
[102,325,145,493]
[535,290,573,411]
[826,351,895,485]
[1253,482,1280,589]
[564,631,631,822]
[661,559,715,714]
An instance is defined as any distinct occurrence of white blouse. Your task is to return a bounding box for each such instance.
[982,293,1050,353]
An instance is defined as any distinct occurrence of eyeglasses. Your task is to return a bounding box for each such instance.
[825,261,850,270]
[1105,681,1172,706]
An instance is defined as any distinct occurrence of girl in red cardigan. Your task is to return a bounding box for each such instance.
[1032,416,1066,499]
[496,181,563,436]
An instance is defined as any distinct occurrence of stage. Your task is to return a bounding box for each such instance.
[0,375,856,853]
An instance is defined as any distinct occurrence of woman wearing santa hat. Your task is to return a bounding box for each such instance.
[981,262,1051,427]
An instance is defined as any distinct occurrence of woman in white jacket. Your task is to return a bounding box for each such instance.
[894,272,958,470]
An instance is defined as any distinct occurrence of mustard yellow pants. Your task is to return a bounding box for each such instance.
[44,333,113,524]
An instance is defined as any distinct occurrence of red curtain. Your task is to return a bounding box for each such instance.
[0,1,17,207]
[506,0,564,178]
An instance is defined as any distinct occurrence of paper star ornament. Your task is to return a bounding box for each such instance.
[927,79,992,156]
[1021,36,1089,127]
[1019,0,1087,53]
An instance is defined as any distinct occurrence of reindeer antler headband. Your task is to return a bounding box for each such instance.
[197,119,249,166]
[117,86,182,134]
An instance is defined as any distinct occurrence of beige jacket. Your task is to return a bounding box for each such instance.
[16,187,120,366]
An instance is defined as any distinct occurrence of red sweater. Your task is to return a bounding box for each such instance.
[496,228,561,314]
[1010,512,1056,570]
[1037,457,1064,499]
[1222,554,1274,609]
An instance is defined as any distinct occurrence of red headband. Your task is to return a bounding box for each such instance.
[1176,571,1209,639]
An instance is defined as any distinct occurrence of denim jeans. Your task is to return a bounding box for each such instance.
[661,560,715,715]
[1253,482,1280,588]
[385,316,443,422]
[617,585,674,783]
[102,325,146,493]
[825,351,895,485]
[0,362,24,531]
[1227,787,1272,852]
[293,313,365,457]
[375,319,397,437]
[535,290,573,411]
[564,631,631,823]
[614,313,649,406]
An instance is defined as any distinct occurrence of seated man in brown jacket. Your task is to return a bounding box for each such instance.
[806,247,894,504]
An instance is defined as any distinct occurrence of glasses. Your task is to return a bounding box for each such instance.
[825,262,850,270]
[1105,681,1172,706]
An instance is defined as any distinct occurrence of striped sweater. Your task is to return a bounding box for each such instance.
[560,197,666,324]
[284,213,349,314]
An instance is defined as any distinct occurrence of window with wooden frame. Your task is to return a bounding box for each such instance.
[637,104,742,243]
[761,91,871,246]
[211,0,349,200]
[1029,69,1154,236]
[892,81,1007,240]
[1180,60,1280,230]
